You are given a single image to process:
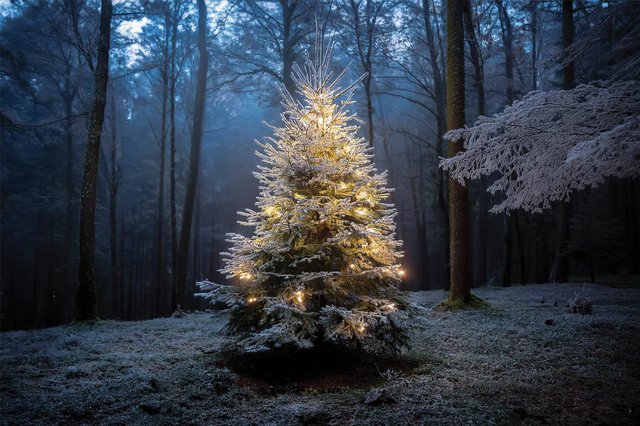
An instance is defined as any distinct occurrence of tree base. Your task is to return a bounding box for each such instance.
[439,294,488,310]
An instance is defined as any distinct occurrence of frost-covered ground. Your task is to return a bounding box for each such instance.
[2,282,640,425]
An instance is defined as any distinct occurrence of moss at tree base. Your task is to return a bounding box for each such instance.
[439,293,488,310]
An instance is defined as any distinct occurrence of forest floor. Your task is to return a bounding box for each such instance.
[2,282,640,425]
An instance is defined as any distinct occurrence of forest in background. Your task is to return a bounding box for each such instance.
[1,0,639,330]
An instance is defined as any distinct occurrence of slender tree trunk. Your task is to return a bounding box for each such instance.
[62,64,76,315]
[497,0,520,286]
[119,210,126,318]
[423,0,449,288]
[169,3,179,312]
[531,1,538,90]
[462,0,488,287]
[155,11,170,317]
[517,214,527,283]
[562,0,575,90]
[108,89,119,317]
[364,76,375,148]
[32,209,43,328]
[176,0,209,308]
[76,0,112,321]
[496,0,514,105]
[282,1,295,95]
[551,0,574,283]
[446,0,471,302]
[626,180,639,274]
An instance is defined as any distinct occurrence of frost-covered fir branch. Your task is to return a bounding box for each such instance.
[440,80,640,213]
[197,44,410,355]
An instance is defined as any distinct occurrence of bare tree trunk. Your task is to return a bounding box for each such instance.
[62,63,76,316]
[155,9,170,317]
[169,3,180,312]
[423,0,449,288]
[76,0,112,321]
[496,0,514,106]
[176,0,209,309]
[497,0,520,287]
[347,0,381,148]
[446,0,471,302]
[462,0,488,287]
[551,0,574,283]
[32,209,43,328]
[530,1,538,90]
[282,0,296,95]
[193,182,201,288]
[108,89,119,317]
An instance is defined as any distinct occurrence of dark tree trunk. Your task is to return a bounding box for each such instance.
[446,0,471,301]
[155,10,170,317]
[423,0,449,288]
[282,0,295,95]
[497,0,519,286]
[108,89,119,317]
[462,0,488,287]
[551,0,574,283]
[176,0,209,309]
[32,209,43,328]
[462,0,485,116]
[496,0,514,106]
[530,1,538,90]
[517,214,527,284]
[562,0,575,90]
[503,215,513,286]
[169,3,180,312]
[76,0,112,321]
[62,63,76,317]
[348,0,378,148]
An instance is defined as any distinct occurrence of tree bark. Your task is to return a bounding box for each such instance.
[282,0,296,95]
[169,2,180,312]
[462,0,488,287]
[551,0,574,283]
[62,62,76,319]
[422,0,449,288]
[530,1,538,90]
[76,0,112,321]
[497,0,519,286]
[176,0,209,309]
[155,8,170,317]
[108,89,119,317]
[446,0,471,301]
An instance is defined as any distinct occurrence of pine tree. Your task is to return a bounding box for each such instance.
[198,46,409,355]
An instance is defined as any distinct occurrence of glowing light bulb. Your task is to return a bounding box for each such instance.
[247,297,257,303]
[240,272,253,280]
[350,263,356,269]
[398,269,406,277]
[295,291,304,304]
[264,206,280,217]
[357,324,366,333]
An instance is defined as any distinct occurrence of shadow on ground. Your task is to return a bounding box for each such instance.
[220,346,421,392]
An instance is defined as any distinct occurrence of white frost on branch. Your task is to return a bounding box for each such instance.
[440,80,640,213]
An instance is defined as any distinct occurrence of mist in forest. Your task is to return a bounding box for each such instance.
[1,0,638,331]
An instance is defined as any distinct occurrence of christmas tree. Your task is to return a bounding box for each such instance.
[197,45,409,355]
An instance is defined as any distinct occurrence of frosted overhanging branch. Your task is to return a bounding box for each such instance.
[440,80,640,213]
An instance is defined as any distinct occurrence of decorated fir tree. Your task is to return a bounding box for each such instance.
[197,46,410,355]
